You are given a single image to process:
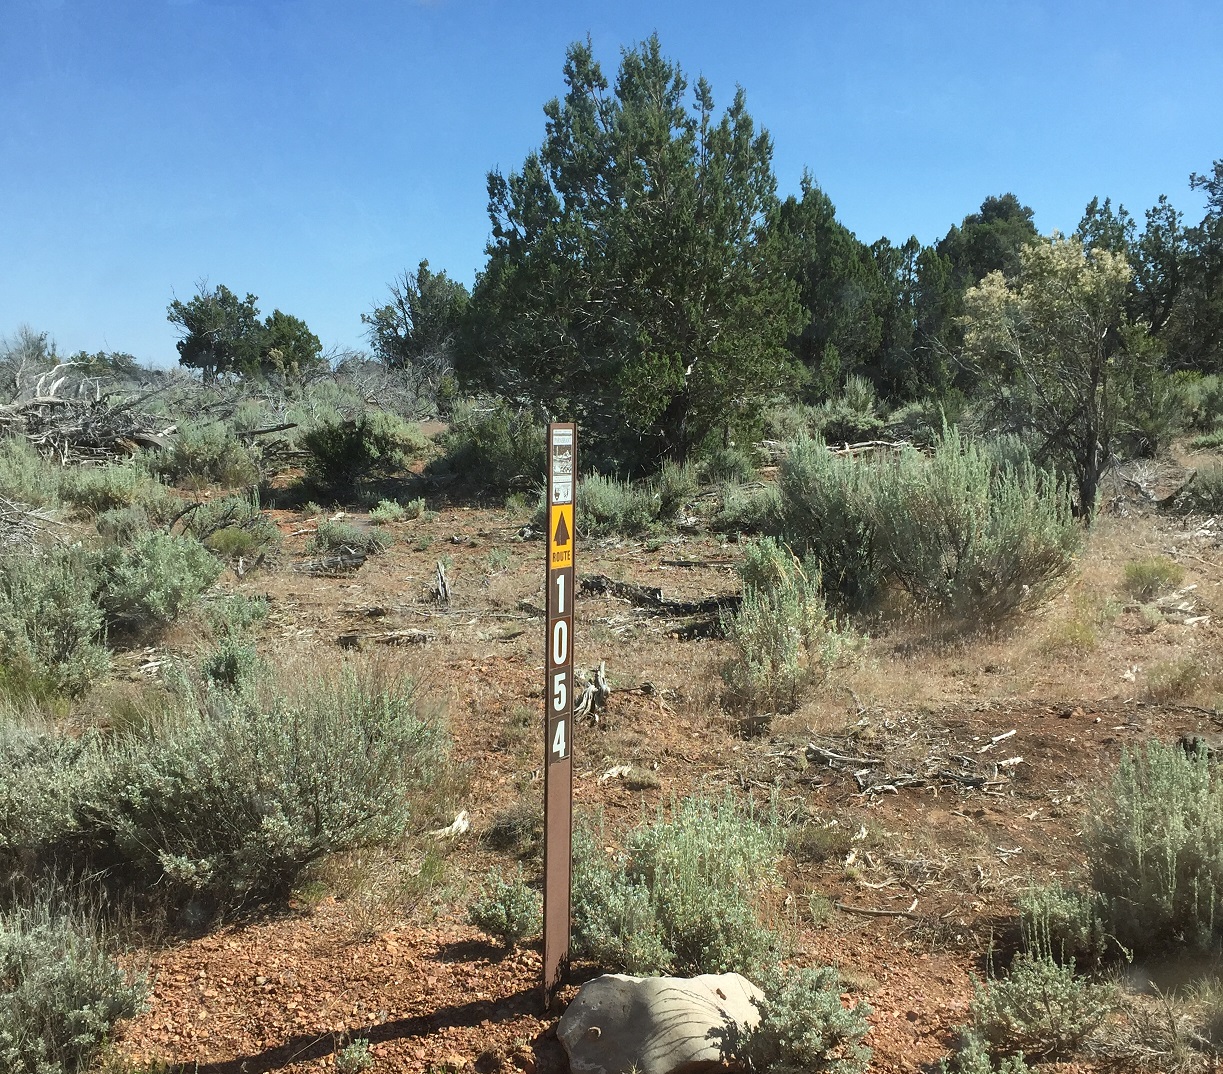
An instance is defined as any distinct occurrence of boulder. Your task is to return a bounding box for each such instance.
[557,972,763,1074]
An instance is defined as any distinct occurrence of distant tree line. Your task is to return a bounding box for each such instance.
[161,35,1223,509]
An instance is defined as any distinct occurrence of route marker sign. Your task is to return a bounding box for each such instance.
[543,422,575,1008]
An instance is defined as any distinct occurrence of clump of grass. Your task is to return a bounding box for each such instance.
[1177,462,1223,514]
[1144,657,1207,704]
[309,519,391,555]
[467,865,541,946]
[1121,556,1185,601]
[572,794,784,977]
[483,800,543,857]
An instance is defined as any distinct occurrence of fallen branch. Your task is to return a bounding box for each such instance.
[835,901,920,920]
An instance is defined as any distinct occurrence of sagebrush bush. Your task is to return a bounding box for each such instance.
[78,667,449,912]
[0,899,145,1074]
[1177,462,1223,514]
[368,498,406,524]
[1121,556,1185,601]
[1089,742,1223,955]
[736,965,872,1074]
[94,505,151,544]
[177,490,280,558]
[0,437,60,507]
[94,531,221,633]
[151,420,260,487]
[309,519,391,555]
[467,865,541,945]
[810,374,886,445]
[871,428,1080,621]
[1017,883,1110,970]
[710,479,779,535]
[653,460,699,519]
[57,463,176,520]
[434,399,545,496]
[0,548,108,700]
[700,444,758,485]
[572,795,783,976]
[0,717,94,882]
[723,538,858,715]
[963,954,1113,1062]
[777,436,883,612]
[577,473,657,537]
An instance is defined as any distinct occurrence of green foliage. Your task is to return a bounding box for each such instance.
[309,519,391,556]
[433,400,545,497]
[962,233,1157,518]
[723,538,858,715]
[151,421,260,488]
[576,474,658,537]
[0,438,61,507]
[710,479,779,536]
[1088,742,1223,955]
[0,717,93,880]
[177,490,280,564]
[571,795,783,976]
[871,428,1080,621]
[334,1038,374,1074]
[809,375,886,445]
[167,282,324,381]
[1191,429,1223,450]
[1017,883,1111,971]
[57,464,174,519]
[963,954,1113,1062]
[94,506,152,545]
[467,865,541,945]
[776,437,883,612]
[94,532,222,633]
[0,899,146,1074]
[301,414,418,501]
[736,966,872,1074]
[368,499,406,524]
[699,444,759,485]
[79,668,449,912]
[466,36,801,466]
[1177,462,1223,513]
[1121,556,1185,601]
[199,638,258,691]
[0,548,108,700]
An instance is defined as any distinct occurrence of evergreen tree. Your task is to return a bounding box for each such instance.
[463,36,801,469]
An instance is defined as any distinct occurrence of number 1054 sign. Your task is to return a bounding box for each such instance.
[543,423,575,1007]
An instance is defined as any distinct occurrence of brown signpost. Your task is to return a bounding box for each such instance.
[543,422,575,1009]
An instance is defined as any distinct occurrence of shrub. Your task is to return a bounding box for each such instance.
[1177,462,1223,514]
[710,480,779,536]
[0,438,61,507]
[1088,742,1223,956]
[0,716,94,881]
[0,548,108,700]
[177,491,280,561]
[735,965,872,1074]
[334,1039,374,1074]
[1190,429,1223,451]
[572,795,784,976]
[810,374,887,445]
[201,593,268,638]
[94,505,151,544]
[0,899,146,1074]
[963,954,1113,1062]
[871,428,1080,621]
[723,539,858,715]
[484,800,543,857]
[93,532,222,633]
[199,638,258,691]
[653,460,699,519]
[434,400,546,497]
[1121,556,1184,601]
[1017,883,1111,970]
[776,436,882,612]
[368,499,405,524]
[700,445,758,485]
[151,421,259,487]
[1177,373,1223,432]
[467,866,541,945]
[309,519,391,555]
[300,415,414,501]
[577,474,657,537]
[78,667,449,912]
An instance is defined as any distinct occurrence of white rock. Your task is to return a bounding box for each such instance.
[558,972,763,1074]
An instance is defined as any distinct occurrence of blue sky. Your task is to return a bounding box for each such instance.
[3,0,1221,366]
